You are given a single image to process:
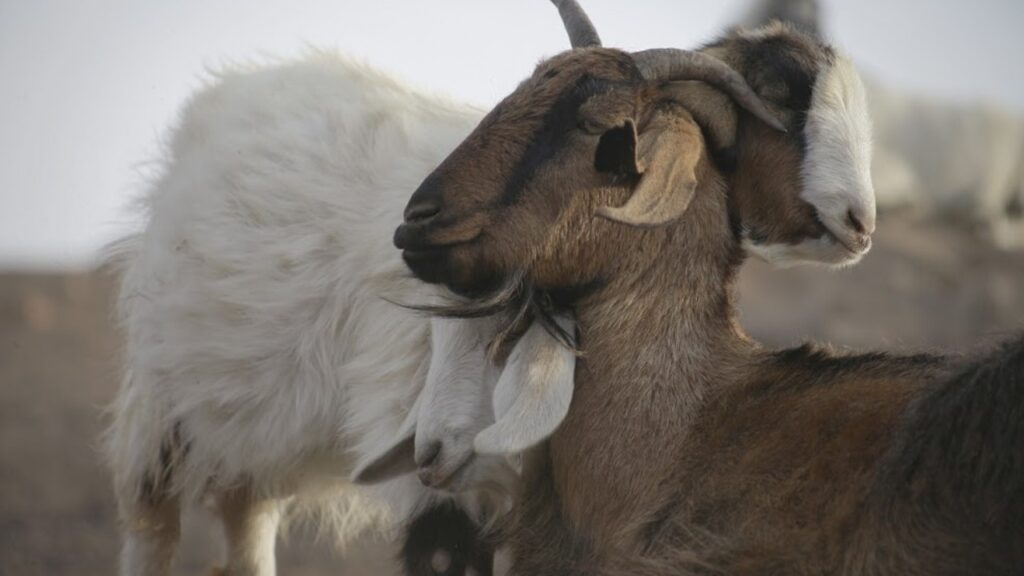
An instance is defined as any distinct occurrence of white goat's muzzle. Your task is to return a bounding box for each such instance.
[799,55,876,267]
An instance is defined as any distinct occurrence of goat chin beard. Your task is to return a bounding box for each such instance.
[398,270,577,357]
[742,233,866,269]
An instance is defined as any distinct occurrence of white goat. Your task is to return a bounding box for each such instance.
[106,51,574,576]
[869,80,1024,246]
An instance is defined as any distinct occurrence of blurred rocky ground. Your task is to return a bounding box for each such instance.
[740,216,1024,350]
[2,213,1023,575]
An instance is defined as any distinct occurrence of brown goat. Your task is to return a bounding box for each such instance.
[393,3,1024,575]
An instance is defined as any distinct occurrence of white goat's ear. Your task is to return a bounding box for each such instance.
[351,396,419,485]
[473,316,576,455]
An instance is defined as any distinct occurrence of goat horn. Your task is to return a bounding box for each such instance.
[550,0,602,48]
[633,48,787,132]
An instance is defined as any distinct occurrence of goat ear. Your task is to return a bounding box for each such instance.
[595,120,640,175]
[596,111,703,227]
[474,315,576,455]
[351,395,420,484]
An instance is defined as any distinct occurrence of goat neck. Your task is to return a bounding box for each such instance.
[546,155,757,547]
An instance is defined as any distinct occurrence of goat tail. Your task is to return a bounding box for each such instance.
[104,371,181,511]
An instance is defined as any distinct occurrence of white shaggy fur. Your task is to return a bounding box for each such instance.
[106,52,541,576]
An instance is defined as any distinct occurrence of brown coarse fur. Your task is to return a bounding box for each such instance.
[395,23,1024,576]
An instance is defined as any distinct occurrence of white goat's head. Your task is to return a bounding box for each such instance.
[352,315,574,492]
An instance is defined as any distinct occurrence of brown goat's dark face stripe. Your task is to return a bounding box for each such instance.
[499,75,624,206]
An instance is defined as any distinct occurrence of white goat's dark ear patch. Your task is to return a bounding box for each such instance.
[595,119,639,175]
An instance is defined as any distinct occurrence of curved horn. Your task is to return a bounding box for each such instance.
[550,0,601,48]
[633,48,787,132]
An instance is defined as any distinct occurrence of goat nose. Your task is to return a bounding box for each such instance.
[847,206,876,236]
[404,199,440,224]
[846,209,866,234]
[415,441,443,487]
[844,208,874,253]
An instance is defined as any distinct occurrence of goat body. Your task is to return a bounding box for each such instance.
[106,52,512,575]
[387,9,1024,573]
[509,325,1023,574]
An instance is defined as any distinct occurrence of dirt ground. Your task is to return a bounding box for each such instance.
[2,214,1023,575]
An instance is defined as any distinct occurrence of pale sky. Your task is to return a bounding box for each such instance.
[1,0,1021,270]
